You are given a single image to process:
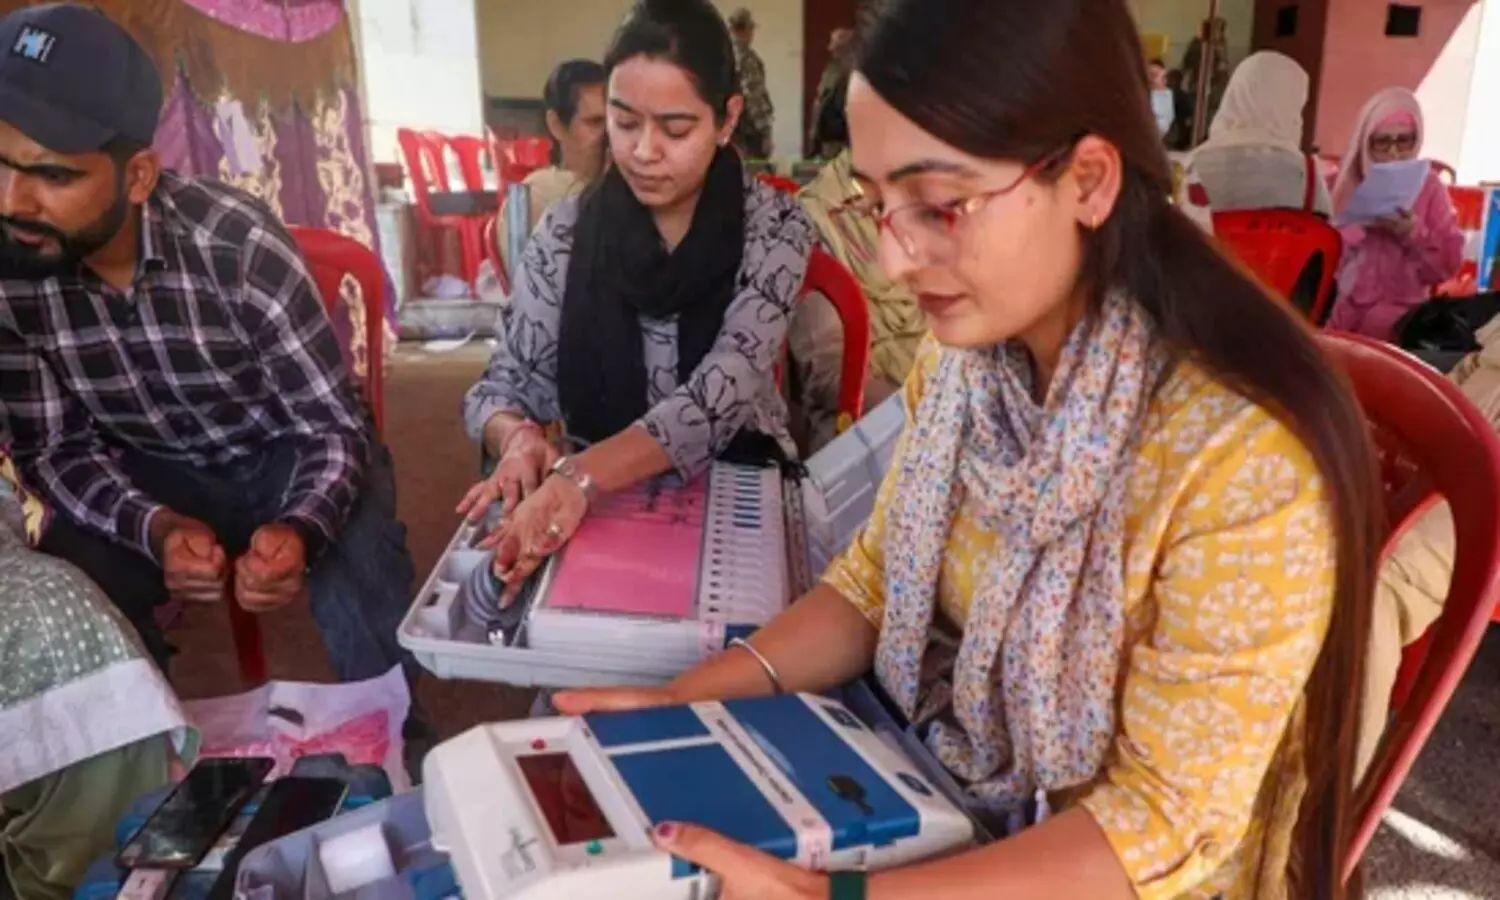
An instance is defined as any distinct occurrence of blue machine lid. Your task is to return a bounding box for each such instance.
[724,696,920,851]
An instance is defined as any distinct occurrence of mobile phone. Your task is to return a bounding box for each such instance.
[116,757,275,870]
[205,776,350,900]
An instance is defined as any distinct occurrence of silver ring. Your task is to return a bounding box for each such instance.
[545,522,563,540]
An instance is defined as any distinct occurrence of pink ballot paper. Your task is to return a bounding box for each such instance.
[543,474,708,619]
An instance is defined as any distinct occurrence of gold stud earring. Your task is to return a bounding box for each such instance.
[1092,213,1101,229]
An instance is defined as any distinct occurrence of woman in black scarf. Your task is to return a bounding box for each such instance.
[459,0,813,588]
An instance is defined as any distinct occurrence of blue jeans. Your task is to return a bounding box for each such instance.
[39,440,417,684]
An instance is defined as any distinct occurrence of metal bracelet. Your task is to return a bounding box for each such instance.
[728,637,785,695]
[548,455,598,507]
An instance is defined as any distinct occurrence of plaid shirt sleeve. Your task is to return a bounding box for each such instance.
[0,319,164,555]
[238,215,371,549]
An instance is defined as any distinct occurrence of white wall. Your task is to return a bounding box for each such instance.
[350,0,487,165]
[1415,1,1485,179]
[476,0,804,163]
[1129,0,1254,69]
[1458,0,1500,183]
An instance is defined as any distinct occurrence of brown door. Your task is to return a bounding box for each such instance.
[803,0,860,156]
[1251,0,1330,147]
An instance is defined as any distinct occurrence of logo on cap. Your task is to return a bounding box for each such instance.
[11,26,56,64]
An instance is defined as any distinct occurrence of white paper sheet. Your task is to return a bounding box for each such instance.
[1335,159,1430,226]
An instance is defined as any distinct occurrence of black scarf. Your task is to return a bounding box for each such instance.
[558,147,747,445]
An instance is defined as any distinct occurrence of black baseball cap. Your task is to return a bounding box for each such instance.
[0,3,162,154]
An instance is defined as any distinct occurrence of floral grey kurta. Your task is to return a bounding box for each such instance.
[463,175,815,476]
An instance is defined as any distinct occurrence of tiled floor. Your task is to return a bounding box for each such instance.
[1364,629,1500,898]
[170,342,1500,897]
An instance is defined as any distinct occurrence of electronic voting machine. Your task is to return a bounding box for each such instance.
[401,399,905,688]
[406,460,799,686]
[423,693,975,900]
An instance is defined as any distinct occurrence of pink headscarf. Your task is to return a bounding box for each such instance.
[1330,87,1425,217]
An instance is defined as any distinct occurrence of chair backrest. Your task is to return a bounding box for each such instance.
[1316,332,1500,880]
[420,130,457,192]
[448,135,493,193]
[1432,159,1458,185]
[799,248,871,432]
[757,172,802,195]
[288,226,388,434]
[1213,209,1343,326]
[395,128,445,221]
[501,136,554,185]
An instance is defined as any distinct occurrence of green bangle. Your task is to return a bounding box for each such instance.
[828,871,868,900]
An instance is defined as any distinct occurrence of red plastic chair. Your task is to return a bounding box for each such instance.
[797,248,871,432]
[289,227,388,435]
[448,135,494,193]
[751,173,873,428]
[415,130,454,191]
[1316,333,1500,881]
[217,227,390,689]
[484,137,554,293]
[396,127,485,289]
[1213,209,1343,326]
[500,136,553,185]
[757,172,802,195]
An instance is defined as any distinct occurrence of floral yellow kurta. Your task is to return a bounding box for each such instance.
[825,342,1334,899]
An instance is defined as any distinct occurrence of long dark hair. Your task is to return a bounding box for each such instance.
[858,1,1378,896]
[603,0,739,122]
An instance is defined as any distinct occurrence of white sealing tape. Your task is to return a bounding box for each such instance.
[319,823,397,894]
[117,868,175,900]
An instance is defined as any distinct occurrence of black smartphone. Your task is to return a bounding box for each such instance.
[116,757,275,870]
[205,776,350,900]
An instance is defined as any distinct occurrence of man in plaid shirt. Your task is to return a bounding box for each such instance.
[0,5,414,685]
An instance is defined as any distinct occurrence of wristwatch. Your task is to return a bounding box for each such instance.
[828,871,867,900]
[549,455,598,507]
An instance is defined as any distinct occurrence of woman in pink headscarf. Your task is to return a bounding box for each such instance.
[1326,88,1464,341]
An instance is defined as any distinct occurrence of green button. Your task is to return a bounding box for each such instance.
[585,840,604,856]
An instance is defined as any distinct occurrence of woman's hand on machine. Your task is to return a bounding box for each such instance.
[650,823,828,900]
[456,428,560,524]
[552,685,679,716]
[481,473,589,596]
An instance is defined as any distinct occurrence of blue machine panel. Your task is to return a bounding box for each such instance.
[584,706,710,749]
[723,696,920,850]
[611,743,798,868]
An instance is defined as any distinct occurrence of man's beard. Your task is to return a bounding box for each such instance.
[0,188,131,280]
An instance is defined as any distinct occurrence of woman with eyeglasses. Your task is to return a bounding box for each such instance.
[557,0,1379,897]
[458,0,813,589]
[1327,88,1464,342]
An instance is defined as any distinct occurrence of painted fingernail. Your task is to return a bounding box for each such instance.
[654,822,676,840]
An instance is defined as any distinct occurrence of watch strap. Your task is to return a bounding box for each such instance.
[828,871,868,900]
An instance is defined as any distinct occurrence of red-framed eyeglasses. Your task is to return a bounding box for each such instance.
[835,142,1077,263]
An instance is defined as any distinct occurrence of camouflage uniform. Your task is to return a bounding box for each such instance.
[733,35,774,158]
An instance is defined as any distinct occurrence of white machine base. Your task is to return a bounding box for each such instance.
[423,693,975,900]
